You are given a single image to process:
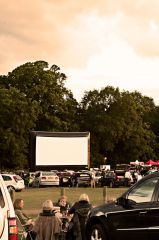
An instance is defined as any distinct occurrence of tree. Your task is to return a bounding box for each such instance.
[79,87,157,167]
[3,61,78,131]
[0,87,39,169]
[0,61,78,169]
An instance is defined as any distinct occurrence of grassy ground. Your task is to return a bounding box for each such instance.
[14,186,127,217]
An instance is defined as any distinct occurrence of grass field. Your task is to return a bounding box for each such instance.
[14,186,128,216]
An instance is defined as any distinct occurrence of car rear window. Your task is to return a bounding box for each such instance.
[79,174,91,178]
[16,175,23,180]
[42,172,56,176]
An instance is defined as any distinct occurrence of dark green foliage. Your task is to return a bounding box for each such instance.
[0,61,159,170]
[0,61,78,169]
[79,87,158,167]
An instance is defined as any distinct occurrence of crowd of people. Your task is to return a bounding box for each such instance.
[14,193,92,240]
[124,165,159,185]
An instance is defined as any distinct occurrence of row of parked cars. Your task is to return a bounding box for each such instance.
[1,169,159,239]
[1,167,135,192]
[27,170,93,188]
[0,170,94,191]
[24,169,132,188]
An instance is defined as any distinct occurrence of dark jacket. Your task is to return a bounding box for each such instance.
[67,201,92,240]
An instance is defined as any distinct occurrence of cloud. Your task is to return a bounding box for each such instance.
[1,0,159,72]
[0,0,159,104]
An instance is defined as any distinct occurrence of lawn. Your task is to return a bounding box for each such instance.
[14,186,127,216]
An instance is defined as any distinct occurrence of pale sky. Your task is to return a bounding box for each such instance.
[1,0,159,104]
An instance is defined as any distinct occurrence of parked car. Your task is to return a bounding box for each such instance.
[0,174,18,239]
[74,172,92,187]
[99,171,130,187]
[114,164,130,175]
[85,171,159,240]
[57,171,73,187]
[1,173,25,191]
[32,171,59,187]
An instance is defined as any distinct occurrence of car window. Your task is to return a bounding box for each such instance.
[2,175,11,181]
[128,177,158,203]
[42,172,56,176]
[16,175,23,180]
[80,174,89,177]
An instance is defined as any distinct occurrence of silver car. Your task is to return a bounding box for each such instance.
[32,171,60,187]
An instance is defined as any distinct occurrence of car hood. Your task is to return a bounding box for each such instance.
[90,202,124,217]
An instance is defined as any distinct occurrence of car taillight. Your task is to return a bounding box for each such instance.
[41,177,46,181]
[13,176,18,183]
[8,217,18,240]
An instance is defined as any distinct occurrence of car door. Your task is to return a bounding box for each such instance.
[146,201,159,240]
[108,202,149,240]
[128,176,159,240]
[145,179,159,240]
[109,176,159,240]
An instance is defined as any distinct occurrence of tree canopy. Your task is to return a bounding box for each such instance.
[79,87,158,167]
[0,61,159,170]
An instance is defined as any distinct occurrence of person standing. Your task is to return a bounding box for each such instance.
[91,170,96,188]
[66,193,92,240]
[124,169,133,186]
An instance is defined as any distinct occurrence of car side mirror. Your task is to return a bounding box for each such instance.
[117,197,136,208]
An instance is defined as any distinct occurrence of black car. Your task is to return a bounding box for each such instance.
[57,172,73,187]
[74,172,92,187]
[100,171,130,187]
[86,171,159,240]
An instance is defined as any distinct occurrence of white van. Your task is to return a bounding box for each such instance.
[0,174,18,240]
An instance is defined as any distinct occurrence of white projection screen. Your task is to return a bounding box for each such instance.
[31,132,90,169]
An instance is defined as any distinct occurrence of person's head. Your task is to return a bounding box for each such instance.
[13,199,24,210]
[79,193,90,203]
[42,199,54,211]
[58,195,67,207]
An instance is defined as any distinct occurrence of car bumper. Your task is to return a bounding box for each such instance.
[40,182,59,186]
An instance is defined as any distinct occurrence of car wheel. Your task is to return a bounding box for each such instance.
[88,224,107,240]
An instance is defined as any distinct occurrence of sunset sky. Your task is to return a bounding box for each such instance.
[1,0,159,104]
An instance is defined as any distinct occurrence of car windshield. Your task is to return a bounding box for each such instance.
[128,177,158,203]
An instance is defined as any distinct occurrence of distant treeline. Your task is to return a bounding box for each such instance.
[0,60,159,170]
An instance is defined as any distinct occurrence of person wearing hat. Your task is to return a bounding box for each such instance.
[33,199,62,240]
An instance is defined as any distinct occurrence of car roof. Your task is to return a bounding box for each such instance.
[1,173,17,176]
